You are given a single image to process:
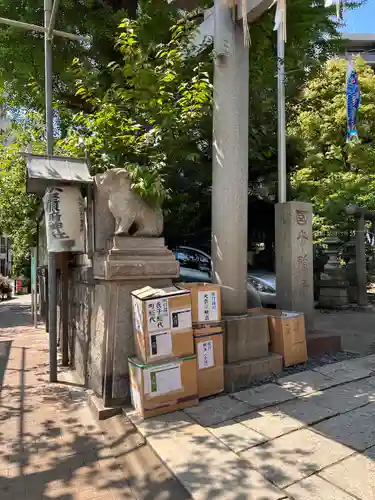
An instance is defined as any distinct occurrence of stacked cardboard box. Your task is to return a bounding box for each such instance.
[129,286,198,419]
[180,283,224,398]
[249,308,307,367]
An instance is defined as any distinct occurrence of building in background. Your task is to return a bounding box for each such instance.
[343,33,375,68]
[0,234,12,276]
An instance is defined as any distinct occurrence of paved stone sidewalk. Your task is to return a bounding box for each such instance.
[128,354,375,499]
[0,296,190,500]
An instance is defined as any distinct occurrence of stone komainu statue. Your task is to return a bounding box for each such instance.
[95,168,164,237]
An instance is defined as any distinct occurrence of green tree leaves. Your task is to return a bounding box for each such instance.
[58,6,213,208]
[290,57,375,238]
[0,119,43,274]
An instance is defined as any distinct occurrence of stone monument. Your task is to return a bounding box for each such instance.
[275,201,315,330]
[89,168,179,407]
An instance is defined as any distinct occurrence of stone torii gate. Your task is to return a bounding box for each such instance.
[178,0,315,329]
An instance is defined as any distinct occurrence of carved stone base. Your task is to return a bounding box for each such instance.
[89,237,179,407]
[93,237,179,280]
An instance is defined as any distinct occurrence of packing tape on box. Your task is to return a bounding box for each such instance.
[193,331,224,339]
[128,354,196,369]
[144,394,199,413]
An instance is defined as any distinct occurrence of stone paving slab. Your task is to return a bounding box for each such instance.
[126,410,194,438]
[236,407,305,440]
[184,395,252,427]
[303,379,375,414]
[147,423,286,500]
[313,361,372,385]
[284,474,356,500]
[232,383,296,409]
[240,428,354,488]
[348,355,375,373]
[277,371,336,396]
[206,419,267,453]
[272,398,338,426]
[314,402,375,451]
[360,374,375,387]
[319,446,375,500]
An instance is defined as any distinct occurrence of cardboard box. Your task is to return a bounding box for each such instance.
[249,308,307,367]
[194,326,224,398]
[128,355,199,419]
[179,283,221,325]
[132,286,194,364]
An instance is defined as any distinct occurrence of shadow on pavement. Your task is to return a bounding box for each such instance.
[0,327,191,499]
[0,302,34,328]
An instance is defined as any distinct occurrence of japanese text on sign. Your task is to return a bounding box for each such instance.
[146,298,170,332]
[197,340,214,369]
[198,291,219,322]
[46,188,69,239]
[296,210,308,226]
[297,229,308,247]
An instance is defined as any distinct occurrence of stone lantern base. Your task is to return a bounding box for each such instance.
[318,279,349,308]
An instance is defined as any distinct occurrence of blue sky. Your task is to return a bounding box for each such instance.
[342,1,375,33]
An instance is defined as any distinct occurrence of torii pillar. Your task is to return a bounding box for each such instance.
[212,1,285,390]
[212,0,274,314]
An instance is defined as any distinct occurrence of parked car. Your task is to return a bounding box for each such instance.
[172,245,276,308]
[247,270,277,307]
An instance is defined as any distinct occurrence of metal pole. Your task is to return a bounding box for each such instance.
[45,0,53,157]
[0,16,87,41]
[45,0,57,382]
[47,0,60,39]
[35,224,40,327]
[48,253,57,381]
[31,247,38,328]
[277,24,287,203]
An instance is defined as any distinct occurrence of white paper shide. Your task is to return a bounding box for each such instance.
[43,185,85,253]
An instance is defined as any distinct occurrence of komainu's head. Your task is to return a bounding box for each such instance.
[95,168,132,193]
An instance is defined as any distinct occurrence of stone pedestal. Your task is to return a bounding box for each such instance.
[89,237,179,407]
[224,354,283,393]
[275,202,314,330]
[224,314,269,363]
[223,313,281,392]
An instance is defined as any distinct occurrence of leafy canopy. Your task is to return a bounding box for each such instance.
[0,116,44,275]
[58,5,213,208]
[290,57,375,238]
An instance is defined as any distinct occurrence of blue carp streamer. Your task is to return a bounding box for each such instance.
[346,67,360,142]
